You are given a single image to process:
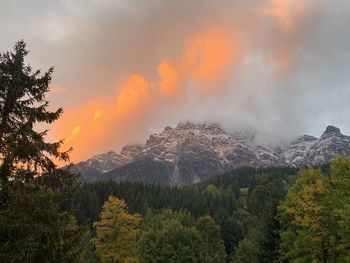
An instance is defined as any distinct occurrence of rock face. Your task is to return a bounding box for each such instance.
[71,147,143,182]
[73,123,350,184]
[283,126,350,167]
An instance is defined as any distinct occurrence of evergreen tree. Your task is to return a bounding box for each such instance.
[0,41,72,189]
[0,41,82,262]
[91,196,141,263]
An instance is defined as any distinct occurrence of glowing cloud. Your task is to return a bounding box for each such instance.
[53,27,241,162]
[182,27,240,93]
[114,75,151,118]
[157,60,181,98]
[262,0,308,31]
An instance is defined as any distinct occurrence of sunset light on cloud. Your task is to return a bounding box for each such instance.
[2,0,349,163]
[262,0,308,31]
[55,27,240,161]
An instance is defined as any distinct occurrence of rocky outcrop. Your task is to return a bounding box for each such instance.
[73,123,350,184]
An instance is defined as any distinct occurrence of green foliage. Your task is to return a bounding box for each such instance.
[68,167,296,262]
[278,158,350,262]
[0,41,72,188]
[233,238,260,263]
[0,41,82,262]
[329,158,350,249]
[229,174,290,263]
[206,184,220,195]
[138,209,226,263]
[91,196,141,263]
[0,184,83,262]
[196,215,227,262]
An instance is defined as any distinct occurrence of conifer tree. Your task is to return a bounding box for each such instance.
[0,41,83,262]
[0,40,72,192]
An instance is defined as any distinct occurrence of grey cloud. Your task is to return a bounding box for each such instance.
[1,0,350,158]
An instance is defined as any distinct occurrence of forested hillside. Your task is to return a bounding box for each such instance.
[68,160,350,262]
[66,167,296,262]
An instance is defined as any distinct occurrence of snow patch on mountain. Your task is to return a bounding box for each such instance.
[73,123,350,184]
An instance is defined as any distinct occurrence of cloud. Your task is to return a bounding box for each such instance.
[1,0,350,161]
[50,85,66,94]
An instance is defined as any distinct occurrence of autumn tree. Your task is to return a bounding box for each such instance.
[328,157,350,260]
[0,41,83,262]
[91,196,141,263]
[278,159,350,262]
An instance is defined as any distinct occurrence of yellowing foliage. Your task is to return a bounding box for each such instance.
[278,158,350,262]
[91,196,141,263]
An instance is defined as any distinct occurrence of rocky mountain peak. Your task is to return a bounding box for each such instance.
[175,121,198,130]
[290,135,317,145]
[324,125,341,135]
[321,125,343,139]
[175,121,225,133]
[120,144,144,159]
[74,123,350,184]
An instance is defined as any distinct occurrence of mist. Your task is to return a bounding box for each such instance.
[1,0,350,161]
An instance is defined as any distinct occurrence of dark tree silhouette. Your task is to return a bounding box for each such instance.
[0,41,83,262]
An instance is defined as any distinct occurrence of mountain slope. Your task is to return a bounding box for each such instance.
[73,123,350,184]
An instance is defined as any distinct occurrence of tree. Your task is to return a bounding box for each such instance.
[0,41,82,262]
[328,157,350,260]
[196,216,227,263]
[138,209,226,263]
[278,162,350,263]
[0,41,72,189]
[0,185,83,262]
[220,217,243,258]
[91,196,141,263]
[233,238,260,263]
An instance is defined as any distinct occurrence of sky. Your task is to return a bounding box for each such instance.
[1,0,350,162]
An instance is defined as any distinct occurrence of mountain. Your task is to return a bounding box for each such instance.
[71,145,144,182]
[283,125,350,167]
[72,123,350,184]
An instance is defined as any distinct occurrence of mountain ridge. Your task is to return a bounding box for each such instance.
[71,123,350,184]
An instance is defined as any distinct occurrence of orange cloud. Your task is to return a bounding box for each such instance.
[182,27,241,93]
[114,74,152,118]
[93,109,103,122]
[157,60,182,98]
[50,85,66,94]
[53,27,242,162]
[262,0,307,31]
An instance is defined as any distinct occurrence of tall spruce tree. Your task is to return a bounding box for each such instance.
[0,41,83,262]
[0,40,72,186]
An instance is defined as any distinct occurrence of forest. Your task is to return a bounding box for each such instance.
[1,42,350,262]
